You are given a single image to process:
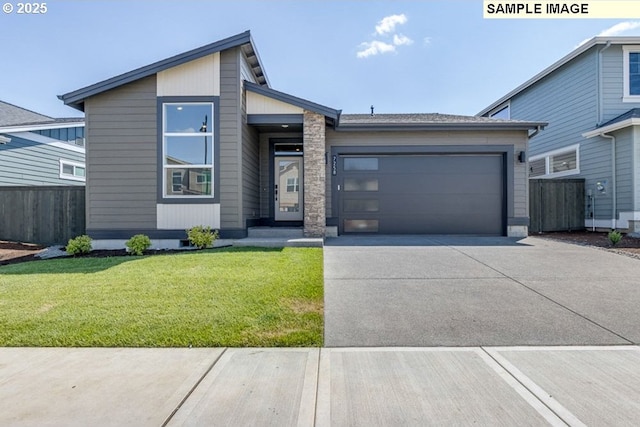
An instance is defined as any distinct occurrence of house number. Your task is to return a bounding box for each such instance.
[332,155,337,176]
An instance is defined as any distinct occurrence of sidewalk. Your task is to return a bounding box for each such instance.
[1,346,639,426]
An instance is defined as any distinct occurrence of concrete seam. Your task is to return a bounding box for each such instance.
[161,348,228,427]
[312,348,322,427]
[480,347,584,427]
[441,242,635,345]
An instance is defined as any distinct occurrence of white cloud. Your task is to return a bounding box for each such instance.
[375,14,407,35]
[356,40,396,58]
[599,21,640,37]
[578,21,640,46]
[393,34,414,46]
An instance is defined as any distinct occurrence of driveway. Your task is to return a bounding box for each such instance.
[324,235,640,347]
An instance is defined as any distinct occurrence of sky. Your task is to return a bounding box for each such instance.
[3,0,640,119]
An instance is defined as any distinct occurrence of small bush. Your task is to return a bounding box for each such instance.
[608,230,623,246]
[126,234,152,256]
[187,226,219,249]
[66,235,92,255]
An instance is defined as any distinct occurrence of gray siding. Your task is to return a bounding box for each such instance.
[84,76,157,230]
[615,127,634,213]
[219,49,242,229]
[507,44,640,223]
[241,82,260,224]
[511,48,598,157]
[0,134,84,186]
[635,127,640,211]
[602,45,640,122]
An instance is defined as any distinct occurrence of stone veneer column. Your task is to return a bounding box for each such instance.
[303,111,326,238]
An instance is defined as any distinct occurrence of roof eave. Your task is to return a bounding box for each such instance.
[583,117,640,138]
[244,81,340,120]
[59,31,257,111]
[335,122,547,132]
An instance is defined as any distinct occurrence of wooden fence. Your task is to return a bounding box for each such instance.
[0,186,85,245]
[529,179,585,233]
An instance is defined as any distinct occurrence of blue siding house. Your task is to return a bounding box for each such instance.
[479,37,640,233]
[0,100,85,186]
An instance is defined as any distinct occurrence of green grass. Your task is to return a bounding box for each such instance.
[0,247,323,347]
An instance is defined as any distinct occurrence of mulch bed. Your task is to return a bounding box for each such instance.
[534,231,640,257]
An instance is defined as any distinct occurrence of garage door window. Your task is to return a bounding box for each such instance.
[344,178,379,191]
[344,199,379,212]
[344,157,378,171]
[344,219,379,232]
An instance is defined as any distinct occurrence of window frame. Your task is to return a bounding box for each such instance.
[623,46,640,102]
[59,159,86,182]
[157,96,219,203]
[529,144,580,179]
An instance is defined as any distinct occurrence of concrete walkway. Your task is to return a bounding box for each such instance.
[324,236,640,347]
[1,346,640,426]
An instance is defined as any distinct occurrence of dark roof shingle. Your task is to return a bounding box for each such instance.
[0,100,53,127]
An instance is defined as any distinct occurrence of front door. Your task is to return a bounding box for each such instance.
[275,156,303,221]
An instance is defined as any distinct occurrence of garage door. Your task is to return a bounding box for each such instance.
[338,154,505,235]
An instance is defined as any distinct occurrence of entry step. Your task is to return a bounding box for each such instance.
[247,227,304,239]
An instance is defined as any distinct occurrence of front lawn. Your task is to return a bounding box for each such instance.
[0,247,323,347]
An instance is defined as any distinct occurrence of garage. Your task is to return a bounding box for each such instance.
[337,153,506,235]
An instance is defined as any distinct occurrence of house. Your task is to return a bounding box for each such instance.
[478,37,640,234]
[59,31,544,248]
[0,100,85,186]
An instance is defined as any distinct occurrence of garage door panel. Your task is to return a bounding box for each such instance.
[339,153,505,235]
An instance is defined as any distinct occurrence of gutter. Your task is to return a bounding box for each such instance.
[528,125,543,139]
[599,132,617,229]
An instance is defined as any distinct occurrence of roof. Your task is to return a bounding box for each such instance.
[337,113,545,131]
[0,100,84,132]
[245,81,341,121]
[478,36,640,117]
[583,108,640,138]
[60,31,268,111]
[0,100,53,127]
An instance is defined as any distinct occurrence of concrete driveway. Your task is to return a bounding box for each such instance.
[324,235,640,347]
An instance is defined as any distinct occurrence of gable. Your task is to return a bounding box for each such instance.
[157,53,220,97]
[246,91,303,115]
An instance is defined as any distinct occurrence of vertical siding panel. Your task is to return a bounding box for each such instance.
[219,48,242,229]
[241,76,260,224]
[84,76,157,231]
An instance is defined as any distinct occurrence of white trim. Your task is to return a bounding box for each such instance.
[161,102,215,199]
[488,102,510,119]
[59,159,86,182]
[583,118,640,138]
[0,122,84,134]
[8,132,85,154]
[623,46,640,102]
[529,144,580,178]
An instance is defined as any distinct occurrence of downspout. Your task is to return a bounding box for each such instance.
[600,132,617,229]
[598,41,612,126]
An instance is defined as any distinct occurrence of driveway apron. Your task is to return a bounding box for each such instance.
[323,235,640,347]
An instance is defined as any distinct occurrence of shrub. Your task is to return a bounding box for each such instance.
[608,230,623,246]
[126,234,152,256]
[66,235,92,255]
[187,226,219,249]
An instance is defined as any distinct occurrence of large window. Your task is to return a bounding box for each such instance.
[35,126,85,147]
[623,46,640,102]
[529,144,579,178]
[162,102,214,197]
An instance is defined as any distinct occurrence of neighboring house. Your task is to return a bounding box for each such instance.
[59,31,544,248]
[478,37,640,233]
[0,100,85,186]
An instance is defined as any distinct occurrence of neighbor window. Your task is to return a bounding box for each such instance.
[623,46,640,101]
[286,177,299,192]
[489,103,510,119]
[529,144,579,178]
[162,102,214,197]
[59,160,86,182]
[36,126,85,147]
